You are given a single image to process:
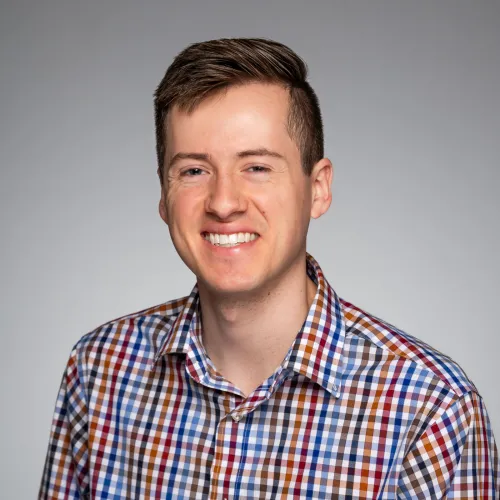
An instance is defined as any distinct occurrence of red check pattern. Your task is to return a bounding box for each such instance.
[40,254,499,498]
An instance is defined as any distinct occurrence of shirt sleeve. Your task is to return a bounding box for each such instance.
[39,346,90,499]
[398,390,499,499]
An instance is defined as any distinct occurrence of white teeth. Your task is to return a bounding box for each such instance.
[204,232,258,247]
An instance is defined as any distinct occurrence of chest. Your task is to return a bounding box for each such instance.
[86,368,411,498]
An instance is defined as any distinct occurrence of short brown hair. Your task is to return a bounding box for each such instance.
[154,38,324,183]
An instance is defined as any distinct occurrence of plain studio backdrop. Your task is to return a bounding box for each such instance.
[1,0,499,496]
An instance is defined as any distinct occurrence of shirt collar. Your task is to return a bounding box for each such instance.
[153,285,200,358]
[153,253,346,397]
[281,253,345,397]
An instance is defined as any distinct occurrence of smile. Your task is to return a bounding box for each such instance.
[203,232,259,247]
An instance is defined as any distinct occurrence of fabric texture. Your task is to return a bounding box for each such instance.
[39,254,499,499]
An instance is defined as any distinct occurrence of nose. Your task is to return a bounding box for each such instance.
[205,173,246,220]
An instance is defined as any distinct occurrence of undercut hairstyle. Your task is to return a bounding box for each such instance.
[154,38,324,183]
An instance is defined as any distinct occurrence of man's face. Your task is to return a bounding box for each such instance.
[159,82,331,296]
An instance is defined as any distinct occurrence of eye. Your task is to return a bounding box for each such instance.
[181,167,206,176]
[247,165,270,173]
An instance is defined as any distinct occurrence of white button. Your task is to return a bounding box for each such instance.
[232,414,241,421]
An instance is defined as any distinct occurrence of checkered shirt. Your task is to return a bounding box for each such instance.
[40,254,499,499]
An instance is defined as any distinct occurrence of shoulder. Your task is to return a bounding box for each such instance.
[340,298,477,399]
[69,295,189,367]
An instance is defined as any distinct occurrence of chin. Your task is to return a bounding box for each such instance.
[199,272,264,296]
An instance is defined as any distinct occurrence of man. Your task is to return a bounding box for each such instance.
[40,38,498,499]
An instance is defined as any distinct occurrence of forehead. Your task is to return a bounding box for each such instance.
[165,83,296,157]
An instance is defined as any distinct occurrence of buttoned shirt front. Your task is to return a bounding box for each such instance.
[40,254,499,498]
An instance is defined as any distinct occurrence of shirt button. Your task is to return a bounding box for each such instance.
[232,414,241,422]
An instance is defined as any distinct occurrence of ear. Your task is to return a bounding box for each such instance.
[158,169,169,225]
[310,158,333,219]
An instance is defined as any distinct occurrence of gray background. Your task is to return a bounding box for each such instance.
[1,0,498,496]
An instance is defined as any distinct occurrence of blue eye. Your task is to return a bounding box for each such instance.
[247,165,269,173]
[182,168,205,176]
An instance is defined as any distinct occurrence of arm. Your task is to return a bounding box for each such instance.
[39,346,90,499]
[398,391,499,499]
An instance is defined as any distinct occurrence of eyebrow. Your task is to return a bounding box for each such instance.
[168,152,211,169]
[236,148,285,160]
[168,148,285,169]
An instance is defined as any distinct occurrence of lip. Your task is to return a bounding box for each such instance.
[201,233,259,255]
[201,228,260,236]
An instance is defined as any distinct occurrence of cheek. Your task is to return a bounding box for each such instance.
[254,186,308,240]
[166,186,204,225]
[285,190,311,243]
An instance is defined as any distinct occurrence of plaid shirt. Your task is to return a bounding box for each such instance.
[40,254,498,499]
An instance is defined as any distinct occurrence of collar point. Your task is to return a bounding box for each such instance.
[329,381,342,398]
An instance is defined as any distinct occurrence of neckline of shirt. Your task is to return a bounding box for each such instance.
[152,253,346,398]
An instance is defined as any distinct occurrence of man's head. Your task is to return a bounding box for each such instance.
[155,38,332,296]
[154,38,324,184]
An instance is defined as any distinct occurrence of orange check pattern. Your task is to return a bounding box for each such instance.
[40,254,499,498]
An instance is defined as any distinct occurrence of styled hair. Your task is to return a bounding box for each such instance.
[154,38,324,183]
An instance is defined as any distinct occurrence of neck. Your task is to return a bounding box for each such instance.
[198,256,317,397]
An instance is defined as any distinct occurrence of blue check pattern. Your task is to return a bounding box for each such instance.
[40,254,499,498]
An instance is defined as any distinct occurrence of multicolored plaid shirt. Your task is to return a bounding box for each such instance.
[40,254,498,499]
